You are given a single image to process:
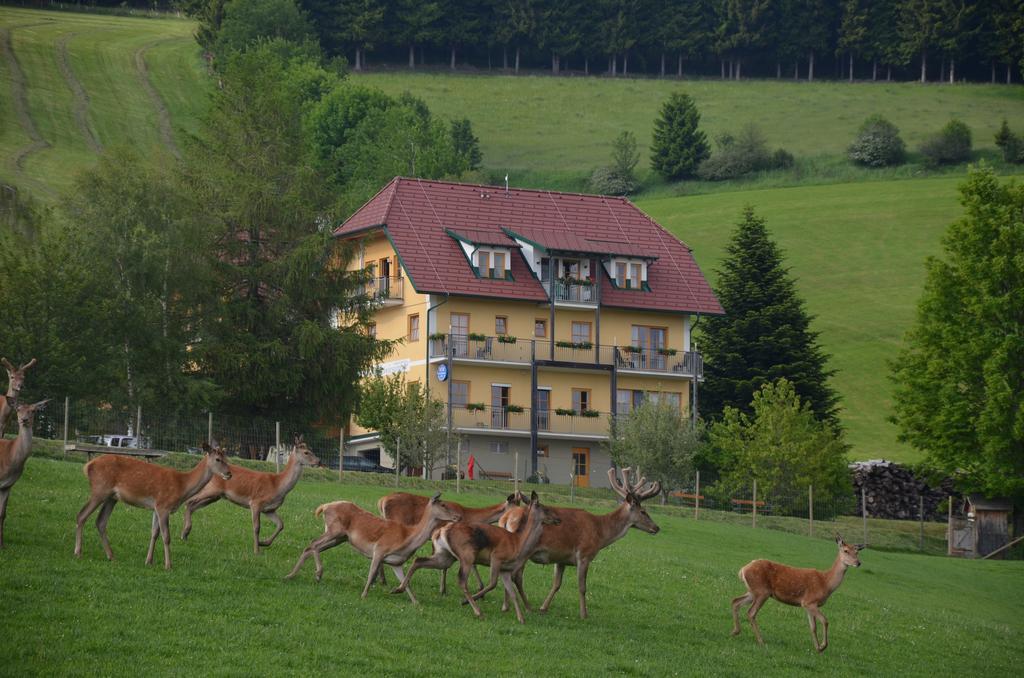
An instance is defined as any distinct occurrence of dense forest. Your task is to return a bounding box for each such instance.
[32,0,1024,82]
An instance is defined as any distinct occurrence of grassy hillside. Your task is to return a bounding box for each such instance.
[0,7,206,198]
[1,456,1021,675]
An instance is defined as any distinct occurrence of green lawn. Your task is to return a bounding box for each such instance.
[0,455,1020,675]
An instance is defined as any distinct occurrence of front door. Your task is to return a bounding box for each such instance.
[491,385,510,429]
[572,447,590,487]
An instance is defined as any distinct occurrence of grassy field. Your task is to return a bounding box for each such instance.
[0,453,1020,675]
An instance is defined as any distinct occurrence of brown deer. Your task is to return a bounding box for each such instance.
[1,357,36,434]
[392,490,560,623]
[497,467,661,619]
[180,436,321,553]
[74,443,232,569]
[0,397,48,547]
[377,490,524,592]
[284,492,460,604]
[730,534,864,652]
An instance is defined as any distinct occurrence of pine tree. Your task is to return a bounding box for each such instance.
[649,92,709,181]
[701,207,839,426]
[890,166,1024,503]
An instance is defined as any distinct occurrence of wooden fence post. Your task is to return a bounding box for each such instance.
[395,437,401,487]
[861,486,868,546]
[514,451,519,495]
[752,479,758,529]
[694,470,700,521]
[207,412,213,446]
[919,494,925,552]
[947,495,953,556]
[456,438,461,494]
[338,430,344,481]
[62,396,70,460]
[275,421,281,472]
[809,484,814,537]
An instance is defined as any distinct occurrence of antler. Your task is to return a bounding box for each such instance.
[1,357,13,373]
[627,467,661,502]
[608,466,632,499]
[20,358,36,371]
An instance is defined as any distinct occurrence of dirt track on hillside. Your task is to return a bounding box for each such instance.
[56,31,102,154]
[134,38,180,159]
[0,24,52,174]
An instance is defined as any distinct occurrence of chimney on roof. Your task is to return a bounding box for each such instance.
[504,174,509,196]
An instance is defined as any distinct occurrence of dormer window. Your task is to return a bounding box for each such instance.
[474,248,511,279]
[607,257,648,290]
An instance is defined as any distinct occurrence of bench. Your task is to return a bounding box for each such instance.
[731,498,769,513]
[478,469,513,481]
[64,442,167,461]
[670,491,705,506]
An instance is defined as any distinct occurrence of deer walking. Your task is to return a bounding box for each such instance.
[180,436,321,553]
[730,534,864,652]
[377,490,524,593]
[1,357,36,434]
[497,467,661,619]
[0,397,48,547]
[393,490,559,623]
[74,444,232,569]
[284,491,459,604]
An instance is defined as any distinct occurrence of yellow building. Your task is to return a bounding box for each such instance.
[335,178,722,488]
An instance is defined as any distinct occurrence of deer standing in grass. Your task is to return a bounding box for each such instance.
[180,436,321,553]
[284,492,460,604]
[0,397,48,547]
[1,357,36,434]
[497,467,661,619]
[74,443,232,569]
[731,534,864,652]
[393,490,560,623]
[377,490,524,593]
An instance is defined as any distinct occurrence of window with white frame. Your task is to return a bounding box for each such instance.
[473,248,511,279]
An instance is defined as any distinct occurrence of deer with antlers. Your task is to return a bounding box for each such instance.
[731,534,864,652]
[74,443,232,569]
[392,490,560,623]
[377,490,524,593]
[1,357,36,434]
[180,436,321,553]
[0,396,48,547]
[497,467,661,619]
[284,492,460,604]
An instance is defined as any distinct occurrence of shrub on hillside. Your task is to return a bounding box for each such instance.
[919,119,972,167]
[591,130,640,195]
[650,92,710,181]
[697,124,790,181]
[214,0,318,58]
[994,119,1024,164]
[847,114,906,167]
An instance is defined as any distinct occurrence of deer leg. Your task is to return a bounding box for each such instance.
[731,592,754,636]
[362,555,386,598]
[94,498,117,561]
[284,531,345,581]
[539,563,565,613]
[145,511,160,565]
[805,608,820,651]
[513,566,532,611]
[250,506,262,554]
[393,551,452,594]
[259,510,284,548]
[459,559,484,618]
[180,495,219,540]
[470,557,502,601]
[747,595,769,645]
[75,493,108,558]
[808,605,828,652]
[0,487,10,548]
[158,510,172,570]
[439,567,447,595]
[390,564,418,604]
[501,572,525,624]
[577,559,591,620]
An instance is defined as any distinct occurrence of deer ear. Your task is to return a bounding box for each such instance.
[431,491,442,503]
[835,533,844,545]
[507,493,516,504]
[855,543,866,551]
[31,399,50,410]
[530,490,539,503]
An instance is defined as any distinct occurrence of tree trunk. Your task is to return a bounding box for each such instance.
[735,58,741,80]
[1007,63,1012,84]
[611,55,617,76]
[887,65,892,81]
[849,52,854,82]
[794,61,799,80]
[776,61,781,79]
[408,44,415,69]
[354,47,362,71]
[991,60,996,83]
[920,48,927,83]
[677,54,683,77]
[623,50,629,76]
[808,49,815,81]
[721,59,725,79]
[450,46,456,70]
[872,59,877,81]
[940,59,945,82]
[515,46,521,74]
[660,52,665,77]
[503,46,508,70]
[949,58,955,83]
[552,52,560,75]
[584,56,589,75]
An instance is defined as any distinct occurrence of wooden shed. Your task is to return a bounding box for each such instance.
[965,495,1014,559]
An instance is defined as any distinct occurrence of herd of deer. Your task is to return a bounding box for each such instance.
[2,355,864,651]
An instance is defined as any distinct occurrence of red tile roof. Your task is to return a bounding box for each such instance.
[334,178,723,315]
[504,226,656,259]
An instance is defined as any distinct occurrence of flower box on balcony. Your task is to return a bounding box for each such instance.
[556,340,594,350]
[560,277,593,287]
[497,335,517,344]
[657,348,678,356]
[555,407,577,416]
[622,345,641,353]
[429,332,447,341]
[468,332,487,342]
[580,409,600,418]
[466,402,486,412]
[505,404,525,413]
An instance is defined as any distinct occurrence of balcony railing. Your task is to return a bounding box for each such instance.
[614,347,704,378]
[430,335,533,363]
[450,404,611,438]
[542,279,596,304]
[547,410,609,437]
[366,276,403,302]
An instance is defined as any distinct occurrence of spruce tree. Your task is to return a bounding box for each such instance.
[649,92,709,180]
[701,207,840,426]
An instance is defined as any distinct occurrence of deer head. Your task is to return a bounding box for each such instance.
[14,398,48,429]
[202,442,232,481]
[427,492,461,523]
[835,533,864,568]
[2,357,37,399]
[608,466,661,534]
[527,490,561,526]
[292,436,321,467]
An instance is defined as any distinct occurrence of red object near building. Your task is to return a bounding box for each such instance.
[467,455,475,480]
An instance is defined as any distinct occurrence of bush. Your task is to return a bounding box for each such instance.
[450,118,482,171]
[919,119,972,167]
[994,119,1024,164]
[650,92,710,181]
[591,130,640,195]
[697,124,789,181]
[847,114,906,167]
[589,166,636,195]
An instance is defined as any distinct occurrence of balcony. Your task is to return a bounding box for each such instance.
[366,276,403,305]
[542,279,596,306]
[430,334,532,364]
[615,347,704,379]
[451,404,611,440]
[452,405,530,434]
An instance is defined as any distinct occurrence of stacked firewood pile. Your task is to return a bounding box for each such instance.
[850,460,957,520]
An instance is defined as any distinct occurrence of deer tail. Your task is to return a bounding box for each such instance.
[82,458,95,478]
[315,503,329,519]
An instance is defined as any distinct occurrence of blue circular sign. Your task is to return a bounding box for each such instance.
[436,364,448,382]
